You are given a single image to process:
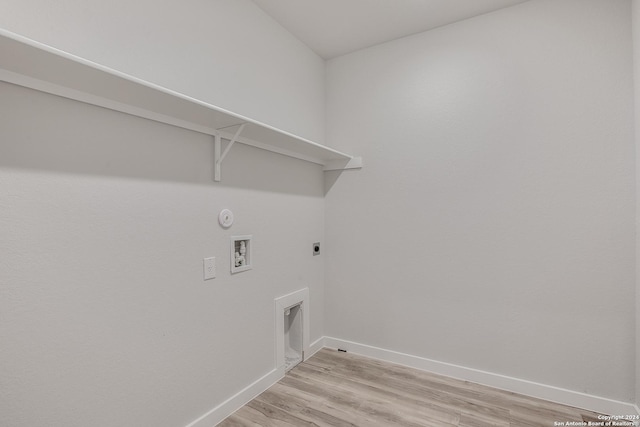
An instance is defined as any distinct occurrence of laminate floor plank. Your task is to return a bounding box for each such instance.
[218,415,256,427]
[308,351,517,418]
[218,349,612,427]
[285,372,459,427]
[312,350,600,422]
[291,362,463,422]
[246,400,317,427]
[293,359,509,424]
[311,350,580,420]
[257,384,361,427]
[286,367,444,427]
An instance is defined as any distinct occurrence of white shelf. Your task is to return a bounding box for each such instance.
[0,29,361,179]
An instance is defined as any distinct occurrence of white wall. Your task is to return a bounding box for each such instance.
[633,0,640,409]
[0,1,326,426]
[325,0,635,403]
[0,0,325,143]
[0,82,326,427]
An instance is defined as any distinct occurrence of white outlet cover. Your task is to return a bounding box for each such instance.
[204,257,216,280]
[218,209,234,228]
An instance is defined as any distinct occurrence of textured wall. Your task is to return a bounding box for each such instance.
[325,0,635,402]
[0,1,327,425]
[0,81,326,427]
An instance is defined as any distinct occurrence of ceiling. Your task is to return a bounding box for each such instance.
[251,0,530,59]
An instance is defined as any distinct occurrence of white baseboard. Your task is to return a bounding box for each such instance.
[184,368,284,427]
[185,336,326,427]
[307,336,325,359]
[324,337,639,417]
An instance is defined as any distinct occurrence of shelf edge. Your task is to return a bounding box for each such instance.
[0,28,358,167]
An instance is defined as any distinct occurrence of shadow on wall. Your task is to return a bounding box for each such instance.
[0,81,324,198]
[323,170,343,195]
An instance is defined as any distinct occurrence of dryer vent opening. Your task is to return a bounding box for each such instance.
[284,303,303,371]
[275,288,309,373]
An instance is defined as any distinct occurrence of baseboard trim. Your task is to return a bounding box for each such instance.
[324,337,638,417]
[185,336,326,427]
[184,368,283,427]
[307,336,325,360]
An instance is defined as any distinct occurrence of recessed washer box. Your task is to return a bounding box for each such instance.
[231,235,252,274]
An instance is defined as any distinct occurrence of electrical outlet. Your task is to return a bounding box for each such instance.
[204,257,216,280]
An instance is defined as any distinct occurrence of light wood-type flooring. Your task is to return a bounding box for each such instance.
[219,348,610,426]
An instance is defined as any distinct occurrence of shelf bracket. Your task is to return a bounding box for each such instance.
[214,123,246,182]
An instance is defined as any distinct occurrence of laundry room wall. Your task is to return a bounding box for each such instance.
[325,0,635,403]
[0,0,327,426]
